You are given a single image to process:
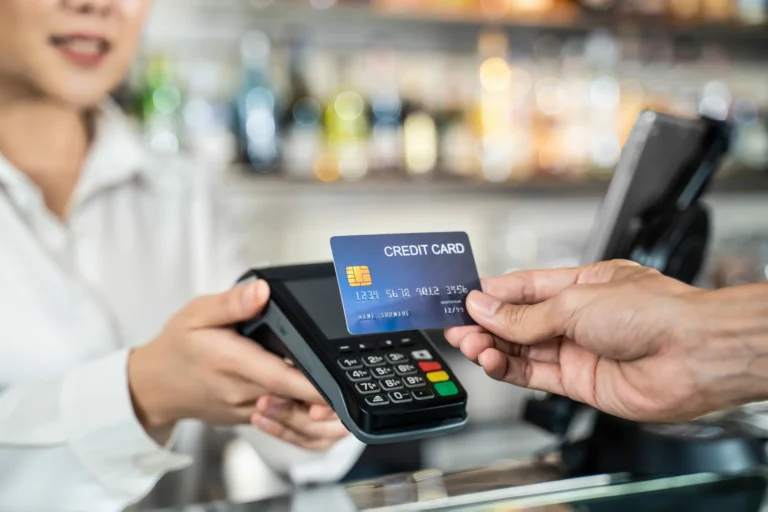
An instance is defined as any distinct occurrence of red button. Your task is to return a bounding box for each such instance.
[418,362,442,372]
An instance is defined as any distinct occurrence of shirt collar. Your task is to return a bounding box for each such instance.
[0,101,148,214]
[70,101,148,208]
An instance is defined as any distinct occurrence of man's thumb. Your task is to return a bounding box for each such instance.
[466,290,563,345]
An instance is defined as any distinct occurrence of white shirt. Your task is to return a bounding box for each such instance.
[0,105,363,511]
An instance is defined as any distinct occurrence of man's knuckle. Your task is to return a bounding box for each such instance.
[519,273,537,304]
[557,285,580,310]
[610,258,641,268]
[503,304,526,328]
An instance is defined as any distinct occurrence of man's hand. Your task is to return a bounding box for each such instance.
[445,260,768,423]
[128,280,348,450]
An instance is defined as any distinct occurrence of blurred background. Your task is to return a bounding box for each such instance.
[124,0,768,507]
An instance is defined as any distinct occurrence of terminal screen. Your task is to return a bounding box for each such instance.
[285,277,353,340]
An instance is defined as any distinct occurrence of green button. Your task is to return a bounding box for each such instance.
[434,381,458,397]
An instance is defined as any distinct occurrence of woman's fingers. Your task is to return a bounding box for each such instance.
[252,396,348,451]
[308,403,337,421]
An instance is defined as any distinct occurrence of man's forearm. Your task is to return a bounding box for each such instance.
[689,282,768,410]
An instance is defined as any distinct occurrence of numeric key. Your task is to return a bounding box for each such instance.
[362,355,386,367]
[394,363,417,376]
[380,378,403,391]
[385,352,408,364]
[371,366,395,379]
[403,375,426,388]
[338,357,362,370]
[355,381,380,395]
[346,369,371,382]
[389,390,412,403]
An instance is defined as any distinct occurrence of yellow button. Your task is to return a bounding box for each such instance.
[427,371,449,383]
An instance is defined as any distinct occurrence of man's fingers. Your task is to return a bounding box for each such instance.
[182,281,270,329]
[479,259,642,305]
[444,325,484,348]
[456,331,519,363]
[457,331,563,364]
[477,349,565,396]
[480,268,581,304]
[466,290,573,345]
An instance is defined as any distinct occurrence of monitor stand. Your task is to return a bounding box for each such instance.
[524,123,767,477]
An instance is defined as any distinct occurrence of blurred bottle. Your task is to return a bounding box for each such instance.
[669,0,702,21]
[578,0,617,13]
[736,0,768,23]
[139,53,182,156]
[701,0,733,21]
[731,99,768,171]
[364,47,404,175]
[400,56,439,178]
[237,30,280,174]
[438,57,479,178]
[281,37,324,179]
[181,60,238,170]
[474,28,517,183]
[624,0,667,17]
[583,31,622,179]
[325,58,370,181]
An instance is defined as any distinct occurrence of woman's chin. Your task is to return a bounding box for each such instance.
[25,69,117,109]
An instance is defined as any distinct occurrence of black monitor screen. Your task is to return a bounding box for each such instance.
[284,277,352,341]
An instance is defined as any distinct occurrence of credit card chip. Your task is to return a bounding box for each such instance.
[346,266,372,287]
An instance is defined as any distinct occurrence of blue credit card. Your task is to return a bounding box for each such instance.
[330,232,481,335]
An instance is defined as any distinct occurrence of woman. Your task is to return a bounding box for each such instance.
[0,1,363,510]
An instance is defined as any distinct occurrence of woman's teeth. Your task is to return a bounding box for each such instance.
[51,37,108,54]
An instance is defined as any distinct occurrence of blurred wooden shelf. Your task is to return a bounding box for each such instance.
[148,0,768,53]
[223,166,768,197]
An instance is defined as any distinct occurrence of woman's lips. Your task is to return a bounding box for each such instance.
[49,35,111,68]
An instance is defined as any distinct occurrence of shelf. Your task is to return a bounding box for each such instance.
[147,0,768,55]
[221,166,768,197]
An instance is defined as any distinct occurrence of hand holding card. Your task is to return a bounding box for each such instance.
[330,232,482,335]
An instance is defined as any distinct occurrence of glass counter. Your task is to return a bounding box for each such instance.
[147,457,768,512]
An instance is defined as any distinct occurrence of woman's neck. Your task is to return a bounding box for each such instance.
[0,89,91,220]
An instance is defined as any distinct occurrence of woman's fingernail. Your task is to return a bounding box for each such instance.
[242,283,257,311]
[264,403,286,418]
[468,291,501,318]
[254,415,274,429]
[242,280,268,311]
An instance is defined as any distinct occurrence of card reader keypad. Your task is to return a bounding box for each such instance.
[338,342,460,407]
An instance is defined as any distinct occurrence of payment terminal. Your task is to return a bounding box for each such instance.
[235,263,468,445]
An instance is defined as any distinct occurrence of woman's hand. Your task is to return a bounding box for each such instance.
[251,395,350,451]
[128,280,348,450]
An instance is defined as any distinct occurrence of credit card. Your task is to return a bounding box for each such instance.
[330,232,481,335]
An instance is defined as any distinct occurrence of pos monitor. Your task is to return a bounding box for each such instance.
[524,110,767,478]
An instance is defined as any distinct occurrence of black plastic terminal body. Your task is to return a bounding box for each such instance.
[234,263,468,440]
